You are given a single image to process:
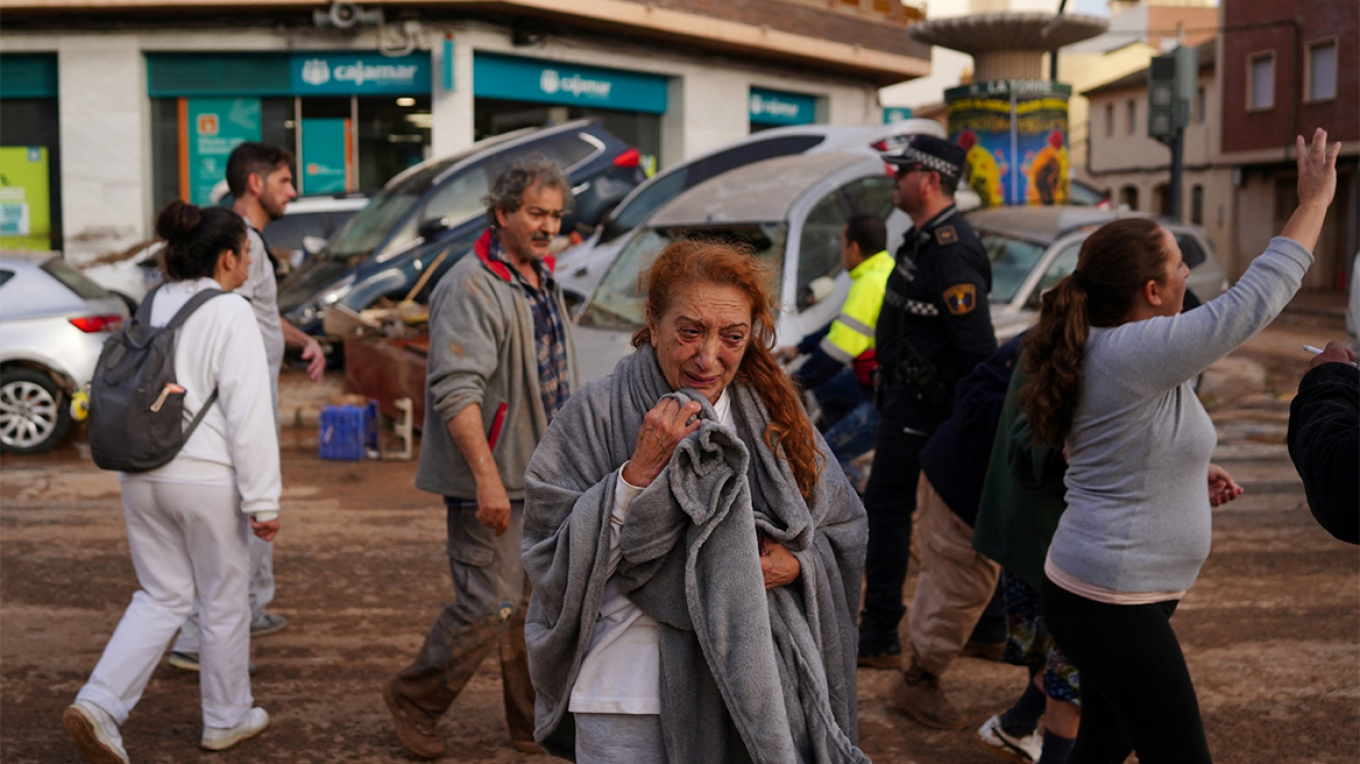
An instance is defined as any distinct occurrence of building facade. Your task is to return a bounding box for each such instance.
[1218,0,1358,290]
[0,0,930,261]
[1081,40,1234,262]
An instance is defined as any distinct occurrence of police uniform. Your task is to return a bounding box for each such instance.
[859,137,997,660]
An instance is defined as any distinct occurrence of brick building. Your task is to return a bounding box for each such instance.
[0,0,930,259]
[1218,0,1358,290]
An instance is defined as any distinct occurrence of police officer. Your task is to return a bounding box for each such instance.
[859,135,997,685]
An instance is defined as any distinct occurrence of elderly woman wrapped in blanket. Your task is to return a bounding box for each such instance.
[521,239,870,763]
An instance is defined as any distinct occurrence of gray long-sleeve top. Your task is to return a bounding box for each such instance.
[1048,237,1313,594]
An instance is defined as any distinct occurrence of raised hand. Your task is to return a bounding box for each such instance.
[1295,127,1341,210]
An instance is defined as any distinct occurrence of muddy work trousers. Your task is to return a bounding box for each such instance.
[391,498,535,747]
[907,474,1001,675]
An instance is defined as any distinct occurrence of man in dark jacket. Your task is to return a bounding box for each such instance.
[1287,339,1358,545]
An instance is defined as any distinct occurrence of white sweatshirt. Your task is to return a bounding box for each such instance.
[136,277,282,520]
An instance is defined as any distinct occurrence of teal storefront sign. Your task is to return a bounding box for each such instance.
[292,52,430,96]
[749,87,816,126]
[473,53,668,114]
[147,52,430,97]
[883,106,914,123]
[301,118,349,194]
[187,98,261,205]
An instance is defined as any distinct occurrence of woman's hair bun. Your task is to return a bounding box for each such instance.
[155,199,203,242]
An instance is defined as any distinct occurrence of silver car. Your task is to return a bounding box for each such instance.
[555,119,949,309]
[573,151,911,384]
[0,254,129,453]
[969,206,1229,343]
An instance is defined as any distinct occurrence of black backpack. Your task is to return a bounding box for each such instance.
[89,285,227,472]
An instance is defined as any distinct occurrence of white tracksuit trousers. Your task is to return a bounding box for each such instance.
[76,477,253,730]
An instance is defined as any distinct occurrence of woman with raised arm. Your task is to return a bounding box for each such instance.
[521,240,868,763]
[63,201,280,764]
[1021,128,1339,762]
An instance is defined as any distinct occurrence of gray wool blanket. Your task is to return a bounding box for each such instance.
[522,345,869,764]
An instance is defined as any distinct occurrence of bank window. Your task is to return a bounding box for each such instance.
[1105,103,1115,137]
[1248,52,1275,111]
[1126,99,1137,135]
[1306,40,1337,102]
[1190,185,1204,225]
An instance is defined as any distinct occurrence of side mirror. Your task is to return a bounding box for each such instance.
[302,236,327,256]
[418,217,451,241]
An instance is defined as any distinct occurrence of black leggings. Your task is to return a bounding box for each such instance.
[1041,576,1212,764]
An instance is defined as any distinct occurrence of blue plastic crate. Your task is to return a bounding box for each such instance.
[319,402,378,460]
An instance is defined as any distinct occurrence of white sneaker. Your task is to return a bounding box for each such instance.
[62,700,129,764]
[978,713,1043,764]
[200,707,269,751]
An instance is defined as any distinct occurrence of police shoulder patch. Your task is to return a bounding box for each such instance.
[934,225,958,246]
[942,283,977,315]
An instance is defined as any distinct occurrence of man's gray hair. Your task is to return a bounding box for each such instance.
[483,154,574,227]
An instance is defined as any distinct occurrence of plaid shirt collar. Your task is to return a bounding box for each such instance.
[481,229,571,420]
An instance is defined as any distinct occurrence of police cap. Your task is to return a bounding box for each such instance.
[882,134,966,180]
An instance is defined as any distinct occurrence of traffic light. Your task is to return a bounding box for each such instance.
[1147,46,1196,145]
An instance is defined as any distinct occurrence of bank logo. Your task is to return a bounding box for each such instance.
[750,93,801,120]
[302,58,332,86]
[540,68,612,99]
[540,69,560,95]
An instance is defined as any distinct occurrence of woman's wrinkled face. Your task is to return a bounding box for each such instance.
[649,282,754,405]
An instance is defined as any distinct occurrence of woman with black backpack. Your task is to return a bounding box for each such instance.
[63,200,281,763]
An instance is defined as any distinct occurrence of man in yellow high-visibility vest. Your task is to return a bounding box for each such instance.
[779,213,893,488]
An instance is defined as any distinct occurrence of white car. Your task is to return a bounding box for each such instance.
[555,119,949,309]
[572,151,910,384]
[0,253,129,453]
[969,206,1230,343]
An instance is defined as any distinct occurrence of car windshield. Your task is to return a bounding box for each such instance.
[326,159,458,259]
[602,135,825,240]
[579,222,788,330]
[980,232,1047,304]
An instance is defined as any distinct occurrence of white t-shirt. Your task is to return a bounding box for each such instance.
[569,391,734,715]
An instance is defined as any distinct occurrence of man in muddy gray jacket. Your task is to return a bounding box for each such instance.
[383,157,578,759]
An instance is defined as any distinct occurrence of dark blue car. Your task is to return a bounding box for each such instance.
[280,119,643,333]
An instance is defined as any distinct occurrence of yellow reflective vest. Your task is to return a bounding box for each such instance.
[818,249,894,376]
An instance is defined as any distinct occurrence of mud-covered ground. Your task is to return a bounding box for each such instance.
[2,312,1356,763]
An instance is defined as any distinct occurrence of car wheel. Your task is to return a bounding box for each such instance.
[0,367,72,454]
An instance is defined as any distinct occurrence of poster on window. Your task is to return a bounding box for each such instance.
[185,98,261,206]
[945,81,1071,207]
[300,118,351,195]
[0,146,52,251]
